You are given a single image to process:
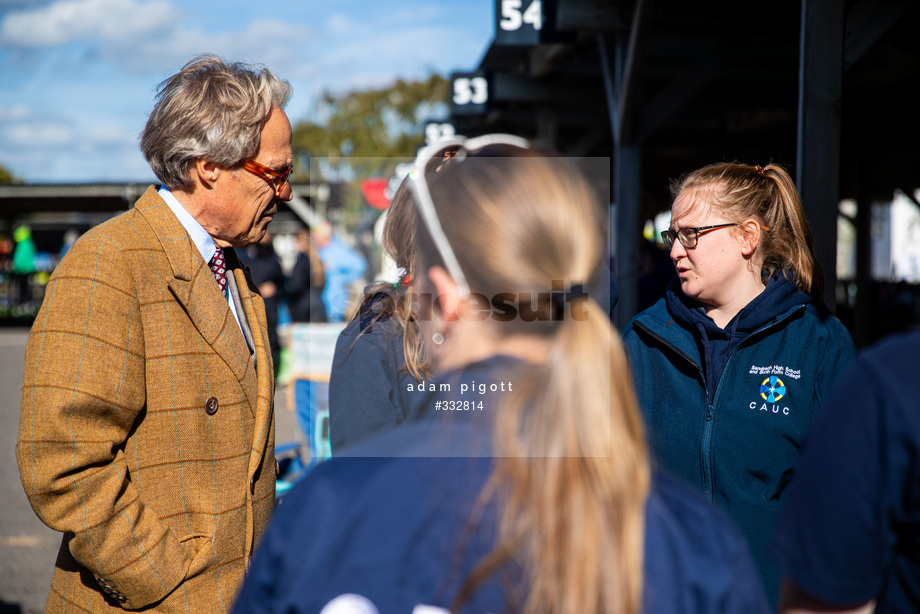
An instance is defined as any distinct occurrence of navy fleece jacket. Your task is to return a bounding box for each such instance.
[623,273,856,605]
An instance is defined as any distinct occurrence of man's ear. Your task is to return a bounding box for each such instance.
[427,265,460,323]
[194,159,220,189]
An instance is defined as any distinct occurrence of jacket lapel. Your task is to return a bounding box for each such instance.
[231,257,277,558]
[224,249,268,416]
[134,187,254,385]
[230,258,274,399]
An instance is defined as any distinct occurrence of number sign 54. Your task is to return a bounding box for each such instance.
[500,0,542,31]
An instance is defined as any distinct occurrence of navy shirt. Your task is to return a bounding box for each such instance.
[771,330,920,612]
[236,358,768,614]
[328,288,419,453]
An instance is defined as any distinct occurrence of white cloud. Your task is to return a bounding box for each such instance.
[0,0,312,75]
[0,0,178,47]
[0,104,74,148]
[0,104,137,175]
[0,115,153,182]
[307,22,484,94]
[83,17,311,75]
[5,122,73,146]
[86,123,129,145]
[0,103,30,120]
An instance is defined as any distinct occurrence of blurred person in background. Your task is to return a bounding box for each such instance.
[311,220,367,322]
[0,232,12,310]
[288,225,326,322]
[233,136,769,614]
[17,54,290,613]
[622,162,856,605]
[12,224,36,307]
[242,231,287,368]
[58,227,81,260]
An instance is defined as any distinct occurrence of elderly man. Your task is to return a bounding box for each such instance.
[17,55,292,612]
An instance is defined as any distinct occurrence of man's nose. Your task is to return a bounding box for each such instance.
[277,181,293,202]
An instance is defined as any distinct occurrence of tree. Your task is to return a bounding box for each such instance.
[292,74,449,184]
[0,164,18,185]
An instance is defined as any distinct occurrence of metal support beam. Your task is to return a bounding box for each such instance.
[853,195,872,346]
[597,33,620,146]
[797,0,844,312]
[286,194,322,229]
[617,0,653,146]
[598,4,650,328]
[614,144,641,329]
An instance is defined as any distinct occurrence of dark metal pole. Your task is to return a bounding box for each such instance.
[797,0,845,312]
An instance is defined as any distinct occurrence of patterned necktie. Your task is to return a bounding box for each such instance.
[209,247,228,296]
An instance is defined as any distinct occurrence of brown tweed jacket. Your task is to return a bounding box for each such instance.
[17,186,276,613]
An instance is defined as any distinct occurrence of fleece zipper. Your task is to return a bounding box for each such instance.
[631,307,806,501]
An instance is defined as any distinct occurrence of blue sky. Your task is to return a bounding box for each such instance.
[0,0,493,183]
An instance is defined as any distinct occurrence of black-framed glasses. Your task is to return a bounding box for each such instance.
[242,158,293,199]
[661,223,737,249]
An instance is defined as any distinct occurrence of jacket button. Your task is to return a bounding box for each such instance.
[275,459,281,479]
[205,396,219,415]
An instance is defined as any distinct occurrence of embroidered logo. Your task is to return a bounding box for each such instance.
[760,376,786,402]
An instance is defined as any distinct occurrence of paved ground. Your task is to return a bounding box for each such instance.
[0,327,54,614]
[0,327,302,613]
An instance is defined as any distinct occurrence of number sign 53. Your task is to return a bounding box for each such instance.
[453,76,488,106]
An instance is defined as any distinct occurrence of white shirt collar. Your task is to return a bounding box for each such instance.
[158,186,217,264]
[157,186,244,334]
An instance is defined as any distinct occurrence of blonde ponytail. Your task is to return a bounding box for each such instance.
[484,300,649,614]
[761,164,825,305]
[417,150,650,614]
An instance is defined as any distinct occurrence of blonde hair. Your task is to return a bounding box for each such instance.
[671,162,825,305]
[140,54,292,189]
[416,150,650,614]
[347,179,430,381]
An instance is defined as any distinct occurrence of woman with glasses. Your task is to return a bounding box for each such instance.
[622,162,856,606]
[235,138,769,613]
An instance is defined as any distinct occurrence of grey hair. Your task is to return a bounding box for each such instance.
[140,54,292,189]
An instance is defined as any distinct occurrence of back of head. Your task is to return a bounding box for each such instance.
[382,180,420,279]
[672,162,824,303]
[311,220,333,246]
[347,180,428,380]
[423,149,601,330]
[140,54,292,190]
[417,144,650,614]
